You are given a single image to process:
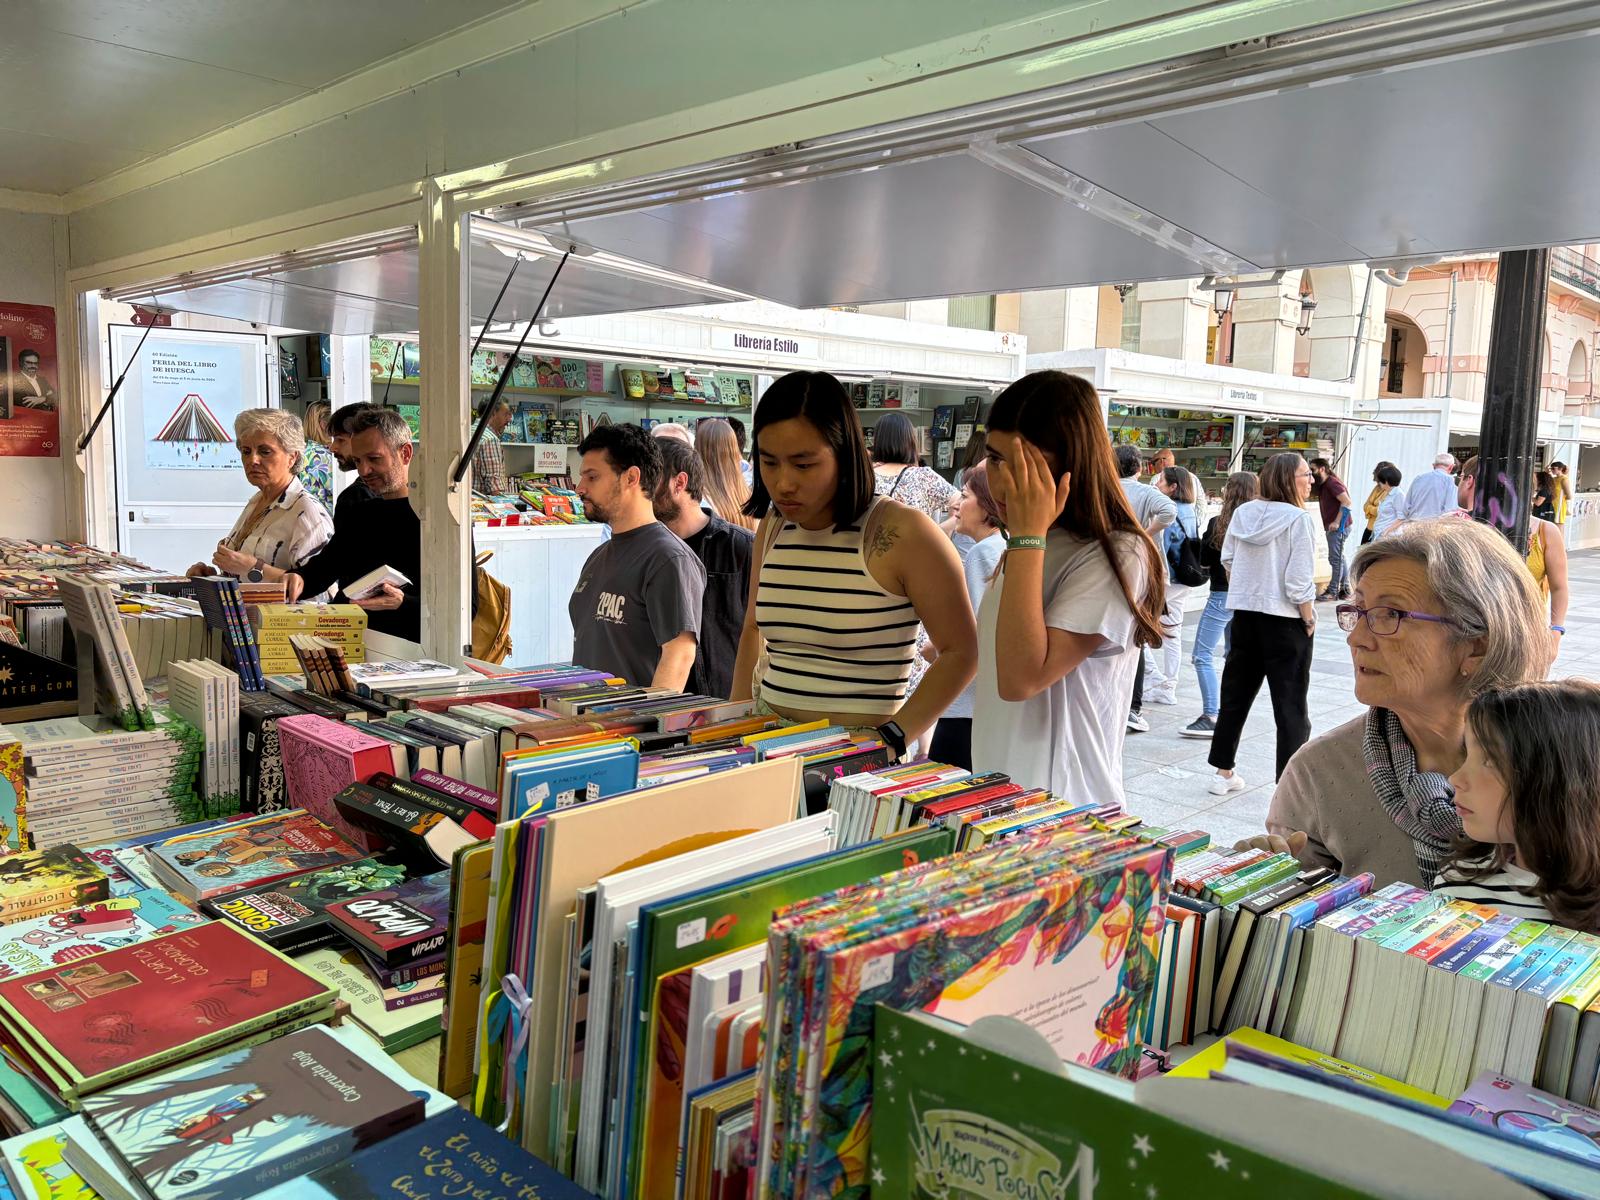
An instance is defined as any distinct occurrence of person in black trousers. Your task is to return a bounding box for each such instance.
[1206,453,1320,795]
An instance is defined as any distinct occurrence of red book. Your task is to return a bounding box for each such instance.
[0,921,336,1099]
[277,714,397,852]
[411,687,543,714]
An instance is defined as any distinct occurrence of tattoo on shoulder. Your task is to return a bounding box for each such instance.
[868,522,901,560]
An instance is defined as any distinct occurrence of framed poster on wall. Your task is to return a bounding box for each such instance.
[0,302,60,457]
[109,326,270,573]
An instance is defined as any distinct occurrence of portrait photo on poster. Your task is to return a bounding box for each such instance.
[0,303,60,458]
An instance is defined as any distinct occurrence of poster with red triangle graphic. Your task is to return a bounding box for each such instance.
[141,340,250,471]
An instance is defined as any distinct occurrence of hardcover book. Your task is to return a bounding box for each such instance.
[0,845,108,926]
[326,871,451,968]
[276,715,398,851]
[203,858,409,953]
[237,693,303,815]
[292,947,442,1053]
[1449,1070,1600,1151]
[0,922,336,1099]
[145,810,365,903]
[0,731,26,855]
[78,1025,425,1200]
[0,888,207,981]
[331,783,481,868]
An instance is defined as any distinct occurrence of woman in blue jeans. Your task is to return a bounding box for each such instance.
[1182,472,1257,738]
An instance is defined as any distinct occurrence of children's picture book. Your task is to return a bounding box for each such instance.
[0,732,27,855]
[0,922,336,1100]
[326,871,450,968]
[1,1114,114,1200]
[77,1025,425,1200]
[439,841,493,1100]
[0,888,206,981]
[0,845,108,926]
[249,1106,598,1199]
[203,857,410,953]
[1449,1071,1600,1165]
[145,810,365,903]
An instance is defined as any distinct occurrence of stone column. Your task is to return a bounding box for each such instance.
[1134,279,1208,362]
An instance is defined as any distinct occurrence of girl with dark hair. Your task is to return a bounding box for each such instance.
[1438,679,1600,929]
[871,411,959,521]
[1208,452,1320,794]
[972,370,1164,806]
[1182,471,1258,738]
[731,371,976,754]
[1362,461,1403,544]
[925,461,1006,769]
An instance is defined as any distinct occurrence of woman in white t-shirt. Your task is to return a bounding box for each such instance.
[971,371,1166,806]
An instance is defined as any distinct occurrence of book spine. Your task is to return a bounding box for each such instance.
[63,582,138,730]
[370,955,446,988]
[97,588,155,730]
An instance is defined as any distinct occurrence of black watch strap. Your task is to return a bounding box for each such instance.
[877,720,907,759]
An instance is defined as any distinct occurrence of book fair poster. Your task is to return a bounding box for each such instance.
[0,302,59,458]
[140,338,253,471]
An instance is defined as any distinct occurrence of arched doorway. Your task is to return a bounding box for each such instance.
[1567,339,1590,413]
[1380,313,1427,398]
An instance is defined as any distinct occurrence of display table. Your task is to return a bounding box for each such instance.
[476,524,607,665]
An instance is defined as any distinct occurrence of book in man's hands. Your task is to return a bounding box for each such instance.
[343,565,411,602]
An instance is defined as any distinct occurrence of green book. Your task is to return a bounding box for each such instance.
[1206,853,1300,906]
[871,1006,1376,1199]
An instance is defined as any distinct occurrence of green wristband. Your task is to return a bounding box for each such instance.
[1007,535,1047,551]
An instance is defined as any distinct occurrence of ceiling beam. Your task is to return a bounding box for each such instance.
[0,188,65,215]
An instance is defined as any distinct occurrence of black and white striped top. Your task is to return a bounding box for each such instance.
[754,498,917,718]
[1434,862,1553,923]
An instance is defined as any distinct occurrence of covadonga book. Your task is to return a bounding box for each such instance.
[203,857,410,953]
[0,922,336,1100]
[326,871,450,968]
[75,1024,425,1200]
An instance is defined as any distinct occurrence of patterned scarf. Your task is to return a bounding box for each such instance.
[1362,707,1463,886]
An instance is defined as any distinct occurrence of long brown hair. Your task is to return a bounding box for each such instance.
[1445,680,1600,932]
[1259,452,1308,506]
[1211,471,1259,547]
[694,418,756,531]
[985,371,1165,648]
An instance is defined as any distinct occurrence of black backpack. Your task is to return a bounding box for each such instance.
[1167,510,1208,587]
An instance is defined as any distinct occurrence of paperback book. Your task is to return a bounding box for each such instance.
[326,871,450,968]
[144,810,365,903]
[203,857,410,953]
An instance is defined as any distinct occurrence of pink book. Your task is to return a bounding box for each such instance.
[278,713,395,852]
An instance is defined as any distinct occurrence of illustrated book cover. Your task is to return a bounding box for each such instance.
[203,858,409,953]
[0,888,207,982]
[325,871,450,968]
[145,810,364,903]
[0,845,108,926]
[276,715,397,851]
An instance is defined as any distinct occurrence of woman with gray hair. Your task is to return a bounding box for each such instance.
[1258,519,1549,886]
[185,408,333,586]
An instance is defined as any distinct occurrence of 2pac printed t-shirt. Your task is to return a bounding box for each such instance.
[569,522,706,685]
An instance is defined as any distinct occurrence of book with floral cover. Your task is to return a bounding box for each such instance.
[276,715,397,851]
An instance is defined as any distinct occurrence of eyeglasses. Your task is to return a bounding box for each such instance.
[1335,604,1454,636]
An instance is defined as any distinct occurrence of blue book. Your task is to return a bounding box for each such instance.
[254,1106,599,1198]
[502,743,640,818]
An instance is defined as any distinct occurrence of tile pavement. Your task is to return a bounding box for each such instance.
[1124,546,1600,842]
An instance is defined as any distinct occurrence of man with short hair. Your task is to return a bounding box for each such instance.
[12,349,55,410]
[327,404,379,514]
[1147,446,1207,524]
[570,424,705,690]
[1402,452,1459,521]
[1310,457,1353,601]
[1115,444,1176,733]
[472,399,515,496]
[650,422,692,445]
[653,438,752,697]
[285,407,422,641]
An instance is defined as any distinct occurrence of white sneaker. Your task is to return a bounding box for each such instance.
[1208,772,1247,796]
[1126,711,1150,733]
[1143,686,1178,706]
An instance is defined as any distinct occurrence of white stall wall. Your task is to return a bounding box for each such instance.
[0,210,66,541]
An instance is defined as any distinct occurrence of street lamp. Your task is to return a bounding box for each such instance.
[1296,296,1318,337]
[1212,284,1235,316]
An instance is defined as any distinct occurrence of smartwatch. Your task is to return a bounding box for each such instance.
[246,560,265,584]
[876,719,908,761]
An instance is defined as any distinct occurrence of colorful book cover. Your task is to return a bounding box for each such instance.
[0,1114,107,1200]
[0,732,27,855]
[439,842,493,1099]
[1449,1071,1600,1163]
[0,888,206,981]
[146,810,364,902]
[1169,1027,1449,1107]
[325,871,450,968]
[250,1106,599,1199]
[502,743,640,818]
[0,845,108,926]
[0,923,335,1097]
[203,858,408,952]
[293,947,443,1053]
[870,1006,1372,1200]
[276,714,396,851]
[80,1025,424,1200]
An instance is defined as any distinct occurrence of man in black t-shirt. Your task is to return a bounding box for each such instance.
[653,437,753,698]
[569,425,704,689]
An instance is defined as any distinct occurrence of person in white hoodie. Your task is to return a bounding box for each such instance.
[1207,452,1320,795]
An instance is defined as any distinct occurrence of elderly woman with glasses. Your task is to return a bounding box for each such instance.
[185,408,333,589]
[1256,520,1549,886]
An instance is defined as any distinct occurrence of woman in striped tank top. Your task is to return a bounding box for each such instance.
[730,372,977,755]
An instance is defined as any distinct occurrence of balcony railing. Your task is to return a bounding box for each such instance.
[1552,248,1600,299]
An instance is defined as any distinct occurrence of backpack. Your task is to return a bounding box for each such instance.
[1167,510,1208,587]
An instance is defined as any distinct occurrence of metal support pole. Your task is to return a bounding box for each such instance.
[416,182,474,663]
[1473,249,1549,555]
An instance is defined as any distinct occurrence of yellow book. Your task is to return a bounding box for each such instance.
[742,718,827,747]
[1169,1026,1450,1108]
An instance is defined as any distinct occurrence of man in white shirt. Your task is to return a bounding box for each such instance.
[1403,453,1459,520]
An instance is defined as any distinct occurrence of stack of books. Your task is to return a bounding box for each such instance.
[7,712,206,847]
[190,576,265,691]
[289,633,356,696]
[141,809,367,904]
[165,658,241,814]
[248,602,367,676]
[54,574,155,731]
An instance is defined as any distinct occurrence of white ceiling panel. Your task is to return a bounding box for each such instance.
[0,0,524,194]
[532,152,1212,309]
